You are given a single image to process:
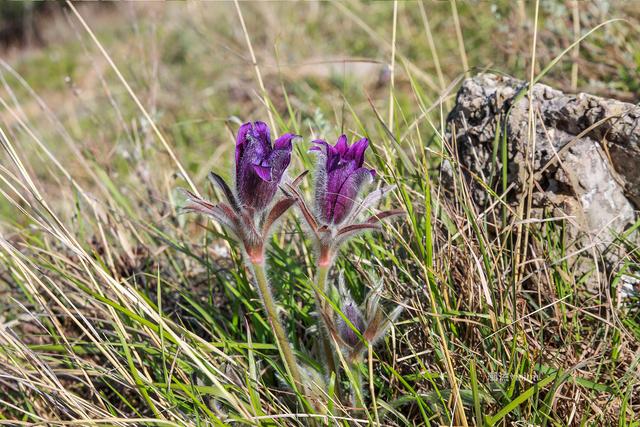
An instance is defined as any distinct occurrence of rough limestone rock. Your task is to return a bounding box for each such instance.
[443,73,639,291]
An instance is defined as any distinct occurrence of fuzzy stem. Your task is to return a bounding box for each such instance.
[314,263,338,380]
[318,244,332,267]
[348,362,365,413]
[316,262,330,294]
[250,261,303,390]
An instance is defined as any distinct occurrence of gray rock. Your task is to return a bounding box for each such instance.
[443,73,639,289]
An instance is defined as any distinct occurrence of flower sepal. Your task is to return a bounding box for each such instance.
[181,121,301,264]
[286,181,404,267]
[181,170,301,264]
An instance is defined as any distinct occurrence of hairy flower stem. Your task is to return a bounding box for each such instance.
[250,261,303,390]
[314,263,338,381]
[348,362,365,413]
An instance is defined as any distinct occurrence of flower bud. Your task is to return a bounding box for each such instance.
[311,135,376,225]
[337,301,366,347]
[235,121,296,212]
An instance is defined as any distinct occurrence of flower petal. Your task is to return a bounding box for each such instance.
[251,121,271,146]
[236,121,272,180]
[310,139,327,151]
[310,139,343,171]
[252,164,272,182]
[311,135,378,225]
[274,133,298,151]
[335,134,349,155]
[235,122,253,170]
[346,137,369,167]
[271,133,295,182]
[324,166,374,224]
[234,122,295,212]
[336,301,366,348]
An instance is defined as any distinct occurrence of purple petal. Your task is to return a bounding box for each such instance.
[236,121,272,178]
[335,135,349,155]
[312,140,340,171]
[252,164,272,181]
[274,133,297,151]
[324,167,374,224]
[312,134,376,225]
[326,145,344,172]
[235,122,253,170]
[266,147,292,182]
[235,121,278,211]
[309,139,326,153]
[310,139,340,171]
[234,124,296,212]
[237,167,278,211]
[337,301,366,347]
[346,138,369,167]
[252,121,271,146]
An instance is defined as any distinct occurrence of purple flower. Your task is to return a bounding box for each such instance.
[236,121,296,212]
[312,135,376,225]
[183,121,300,263]
[336,301,366,347]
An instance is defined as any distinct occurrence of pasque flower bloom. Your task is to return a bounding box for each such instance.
[236,121,296,212]
[285,134,402,267]
[311,135,376,225]
[182,121,299,262]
